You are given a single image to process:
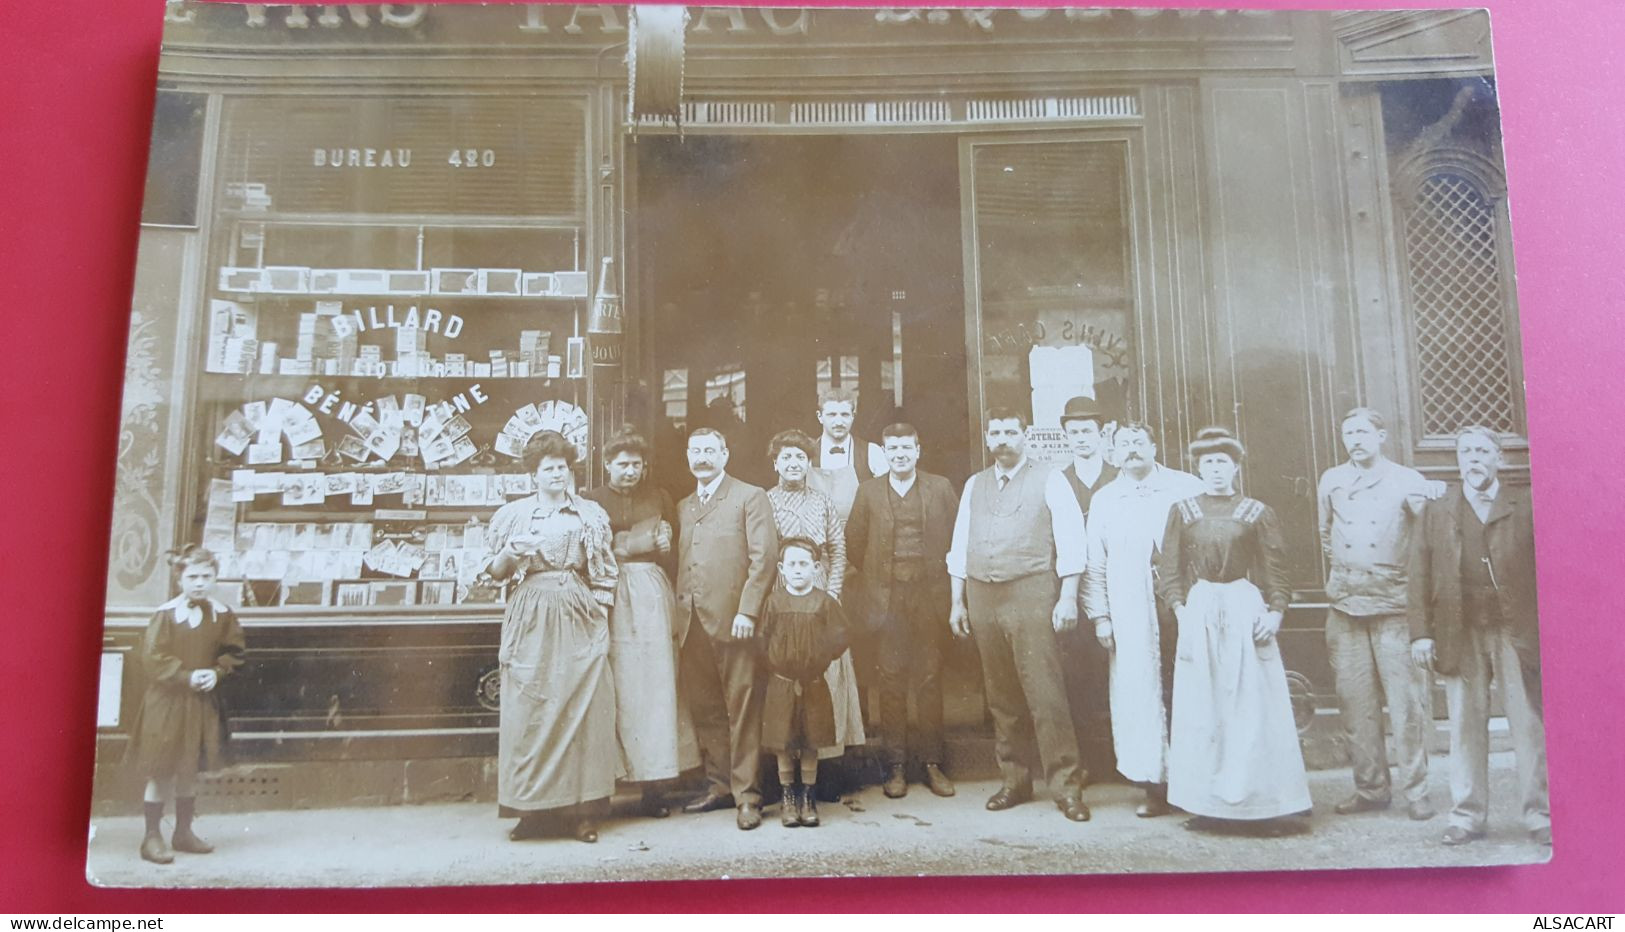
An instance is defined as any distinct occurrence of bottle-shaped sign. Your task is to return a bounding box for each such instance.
[587,256,623,367]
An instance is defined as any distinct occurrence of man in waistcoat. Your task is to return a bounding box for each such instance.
[947,407,1091,821]
[846,423,959,799]
[1055,396,1120,782]
[1409,426,1548,846]
[1083,421,1204,817]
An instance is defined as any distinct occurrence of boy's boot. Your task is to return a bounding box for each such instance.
[799,784,820,828]
[140,801,174,864]
[171,797,214,854]
[781,781,801,828]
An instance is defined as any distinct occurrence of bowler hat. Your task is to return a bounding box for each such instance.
[1058,396,1108,426]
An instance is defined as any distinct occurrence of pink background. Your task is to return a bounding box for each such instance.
[4,0,1621,912]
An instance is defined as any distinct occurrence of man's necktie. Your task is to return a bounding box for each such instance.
[997,474,1009,491]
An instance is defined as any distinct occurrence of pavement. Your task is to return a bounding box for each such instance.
[86,752,1549,889]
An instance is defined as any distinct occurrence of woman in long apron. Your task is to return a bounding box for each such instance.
[584,430,700,817]
[484,431,620,844]
[764,429,866,764]
[1156,427,1312,834]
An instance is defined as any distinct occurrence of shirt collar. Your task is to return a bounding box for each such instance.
[993,456,1030,481]
[696,472,727,499]
[1464,478,1501,505]
[889,472,918,496]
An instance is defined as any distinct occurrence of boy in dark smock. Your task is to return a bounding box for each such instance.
[758,537,851,828]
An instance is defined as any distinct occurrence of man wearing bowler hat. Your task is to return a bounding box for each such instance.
[1056,396,1120,780]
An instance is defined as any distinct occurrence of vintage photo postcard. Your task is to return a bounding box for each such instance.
[90,3,1547,887]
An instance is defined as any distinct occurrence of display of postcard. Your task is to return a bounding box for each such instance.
[202,526,235,554]
[214,410,253,456]
[387,270,430,294]
[401,472,426,506]
[283,410,323,447]
[263,397,293,434]
[520,272,555,296]
[401,393,425,426]
[336,434,368,463]
[442,415,472,440]
[494,431,523,459]
[324,472,357,496]
[308,269,341,293]
[230,469,257,502]
[553,270,588,297]
[280,580,330,607]
[241,400,265,430]
[350,476,374,506]
[336,269,390,294]
[563,337,583,379]
[479,269,522,296]
[246,442,282,465]
[334,582,372,608]
[218,267,266,292]
[431,268,478,294]
[372,472,406,496]
[290,438,325,461]
[364,428,400,462]
[264,266,310,294]
[418,551,443,579]
[349,410,380,438]
[370,581,417,607]
[451,436,477,464]
[418,580,456,606]
[290,523,316,550]
[281,474,325,506]
[420,407,447,441]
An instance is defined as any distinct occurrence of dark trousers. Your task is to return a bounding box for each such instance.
[1057,622,1114,781]
[680,615,764,807]
[966,574,1085,799]
[874,576,947,768]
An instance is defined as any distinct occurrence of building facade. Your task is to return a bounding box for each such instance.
[98,3,1527,804]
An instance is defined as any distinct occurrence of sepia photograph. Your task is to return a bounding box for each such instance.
[87,2,1548,888]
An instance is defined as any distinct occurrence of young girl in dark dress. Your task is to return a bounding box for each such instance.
[758,537,851,828]
[126,546,246,864]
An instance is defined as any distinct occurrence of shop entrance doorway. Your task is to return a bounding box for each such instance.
[632,134,970,499]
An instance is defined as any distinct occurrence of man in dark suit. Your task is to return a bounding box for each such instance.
[845,423,959,799]
[674,427,780,830]
[1054,396,1120,787]
[1409,426,1548,847]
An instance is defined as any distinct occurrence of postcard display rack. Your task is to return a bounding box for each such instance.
[199,216,595,612]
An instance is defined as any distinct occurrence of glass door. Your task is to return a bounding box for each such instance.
[959,132,1145,466]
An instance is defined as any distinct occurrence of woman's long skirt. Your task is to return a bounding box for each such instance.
[1167,578,1312,820]
[608,561,700,782]
[498,570,618,815]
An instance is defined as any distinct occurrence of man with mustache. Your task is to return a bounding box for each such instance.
[1083,421,1203,817]
[674,427,780,830]
[947,407,1091,821]
[1318,407,1442,822]
[1409,426,1548,846]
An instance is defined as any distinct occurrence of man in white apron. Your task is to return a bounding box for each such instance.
[1084,422,1203,817]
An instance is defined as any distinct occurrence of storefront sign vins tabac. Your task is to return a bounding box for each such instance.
[166,3,1240,36]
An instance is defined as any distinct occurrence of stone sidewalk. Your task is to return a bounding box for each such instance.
[86,752,1550,889]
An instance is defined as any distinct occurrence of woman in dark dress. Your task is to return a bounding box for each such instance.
[583,429,699,817]
[127,545,246,864]
[1156,427,1312,833]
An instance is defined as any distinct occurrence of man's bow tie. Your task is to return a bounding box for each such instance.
[828,446,845,454]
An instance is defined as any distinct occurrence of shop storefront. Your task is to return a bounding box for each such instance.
[98,4,1527,804]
